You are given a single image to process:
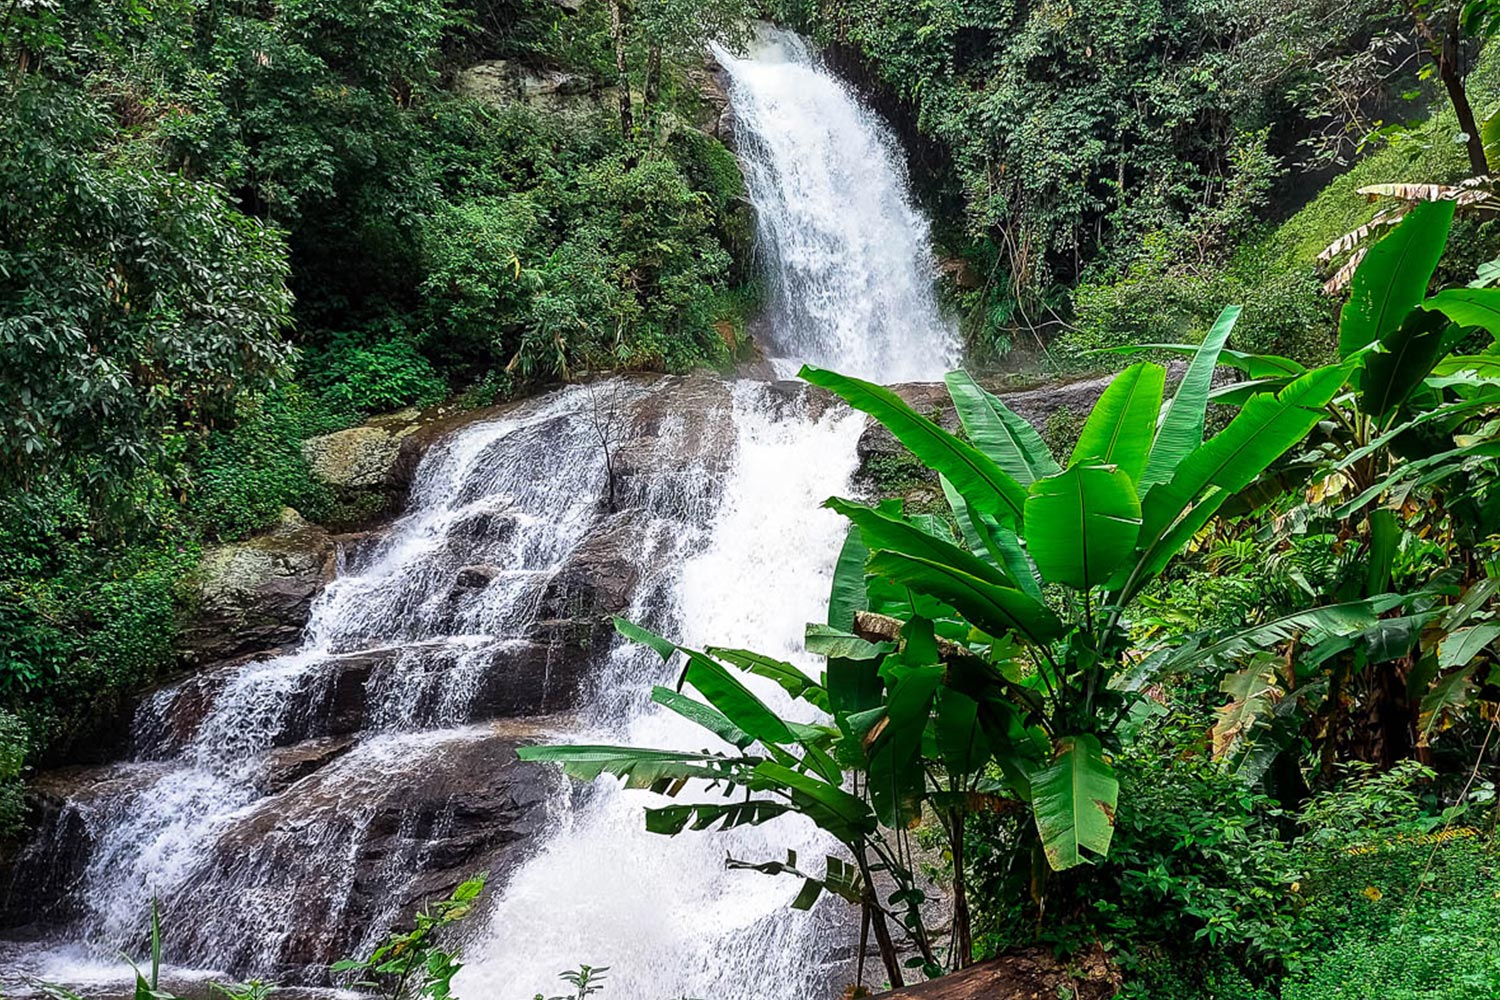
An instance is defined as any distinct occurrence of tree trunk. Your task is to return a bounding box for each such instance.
[949,809,973,969]
[1431,8,1489,175]
[608,0,633,142]
[855,847,905,988]
[644,44,661,116]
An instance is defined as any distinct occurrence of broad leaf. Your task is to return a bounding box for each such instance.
[827,525,869,632]
[1129,363,1351,600]
[934,687,990,780]
[751,761,878,841]
[683,654,798,746]
[708,647,829,711]
[944,370,1061,485]
[1031,734,1119,870]
[1423,287,1500,337]
[1362,307,1452,419]
[1437,623,1500,669]
[1141,304,1241,489]
[651,686,752,749]
[828,496,1021,591]
[1071,362,1165,484]
[864,550,1065,646]
[1338,199,1455,358]
[941,477,1044,601]
[801,365,1028,524]
[646,800,791,835]
[516,745,740,786]
[1420,666,1478,740]
[1025,464,1142,590]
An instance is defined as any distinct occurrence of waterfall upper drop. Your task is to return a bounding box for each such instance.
[714,30,959,383]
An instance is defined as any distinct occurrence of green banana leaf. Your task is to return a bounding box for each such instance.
[1030,733,1118,870]
[864,550,1065,646]
[944,370,1061,485]
[1423,287,1500,338]
[801,365,1028,524]
[1071,362,1165,484]
[1024,464,1142,590]
[1140,304,1242,490]
[1339,199,1455,359]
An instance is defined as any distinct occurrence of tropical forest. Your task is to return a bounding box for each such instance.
[5,1,1500,998]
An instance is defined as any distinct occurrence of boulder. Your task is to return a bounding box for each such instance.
[164,722,554,979]
[178,509,336,666]
[301,409,425,490]
[453,60,600,110]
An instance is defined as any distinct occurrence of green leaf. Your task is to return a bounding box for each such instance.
[1129,363,1351,600]
[1362,307,1452,419]
[1423,287,1500,338]
[1089,343,1306,378]
[1071,362,1165,484]
[1432,354,1500,378]
[801,365,1028,524]
[1141,305,1241,490]
[827,525,869,632]
[614,617,677,661]
[707,647,829,711]
[1024,464,1142,590]
[517,745,740,786]
[1420,666,1479,738]
[868,663,944,826]
[683,654,798,746]
[645,800,791,835]
[1438,623,1500,669]
[1484,109,1500,173]
[944,370,1061,485]
[1212,663,1283,759]
[650,686,752,749]
[1339,199,1455,358]
[1030,734,1118,870]
[864,550,1065,646]
[751,761,878,841]
[941,476,1046,602]
[934,687,990,780]
[827,496,1022,591]
[804,623,893,661]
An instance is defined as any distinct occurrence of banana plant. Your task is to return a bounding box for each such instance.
[798,304,1354,876]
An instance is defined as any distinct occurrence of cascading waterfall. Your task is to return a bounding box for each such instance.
[713,30,959,382]
[0,26,959,1000]
[455,385,865,999]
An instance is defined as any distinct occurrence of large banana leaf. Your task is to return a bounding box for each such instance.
[827,496,1021,591]
[801,365,1028,524]
[1024,464,1142,590]
[1169,594,1411,668]
[864,550,1065,646]
[751,761,878,841]
[1136,364,1350,566]
[1030,733,1118,870]
[614,618,798,747]
[707,646,829,711]
[944,370,1061,485]
[651,686,752,749]
[867,662,944,825]
[934,687,991,779]
[1140,305,1242,490]
[1362,307,1452,420]
[516,745,743,786]
[941,476,1044,601]
[1071,362,1165,484]
[1339,199,1455,358]
[1423,287,1500,337]
[827,525,869,632]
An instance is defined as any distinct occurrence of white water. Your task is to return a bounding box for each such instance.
[3,26,960,1000]
[457,385,865,999]
[714,30,958,382]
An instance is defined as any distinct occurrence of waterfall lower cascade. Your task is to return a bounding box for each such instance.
[0,28,957,1000]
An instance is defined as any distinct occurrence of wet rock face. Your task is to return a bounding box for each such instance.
[453,60,604,110]
[178,509,336,666]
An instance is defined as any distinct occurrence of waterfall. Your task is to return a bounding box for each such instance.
[714,30,959,382]
[0,27,959,1000]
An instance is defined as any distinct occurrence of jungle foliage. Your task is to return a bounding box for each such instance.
[525,204,1500,996]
